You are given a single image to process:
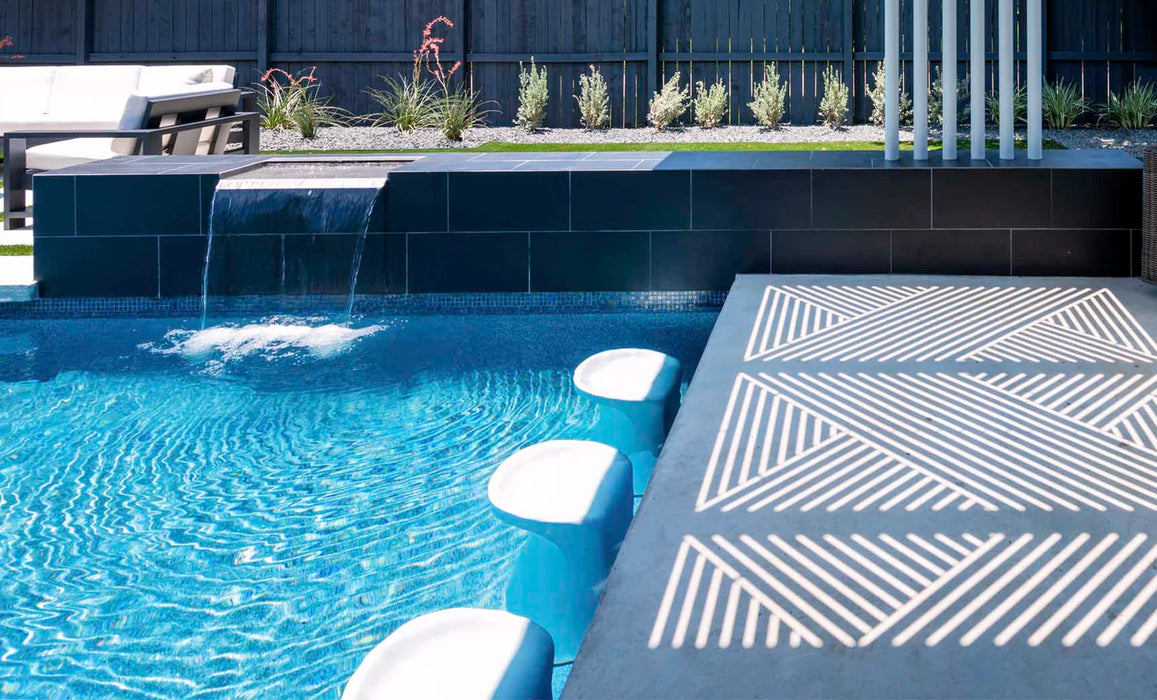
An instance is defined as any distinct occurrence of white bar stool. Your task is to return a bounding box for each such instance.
[573,348,682,495]
[342,607,554,700]
[488,440,632,662]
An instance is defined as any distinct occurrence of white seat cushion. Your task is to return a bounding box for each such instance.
[47,65,143,123]
[26,138,119,171]
[137,65,213,94]
[0,67,56,120]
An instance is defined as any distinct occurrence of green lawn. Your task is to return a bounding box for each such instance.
[0,245,31,256]
[265,138,1062,155]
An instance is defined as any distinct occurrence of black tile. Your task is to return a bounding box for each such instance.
[75,174,202,236]
[529,231,650,292]
[933,169,1051,228]
[692,170,810,230]
[34,236,158,298]
[206,234,283,296]
[652,230,770,291]
[892,229,1011,275]
[772,230,891,274]
[656,152,761,170]
[199,175,219,236]
[571,170,690,231]
[1052,169,1142,229]
[283,234,358,295]
[354,234,407,294]
[159,236,209,297]
[1011,229,1132,276]
[385,172,447,233]
[449,172,569,232]
[31,176,75,236]
[407,232,528,293]
[812,170,931,229]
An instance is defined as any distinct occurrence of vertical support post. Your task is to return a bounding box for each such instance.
[913,0,929,160]
[257,0,272,76]
[460,0,471,88]
[884,0,900,161]
[1027,0,1042,159]
[75,0,92,64]
[842,0,855,86]
[942,0,958,160]
[998,0,1014,160]
[970,0,985,160]
[647,0,659,99]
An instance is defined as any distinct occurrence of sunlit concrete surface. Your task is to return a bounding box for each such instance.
[565,274,1157,698]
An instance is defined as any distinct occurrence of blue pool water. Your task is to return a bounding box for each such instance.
[0,312,715,699]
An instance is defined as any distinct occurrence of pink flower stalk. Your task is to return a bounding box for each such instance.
[412,17,460,91]
[261,66,319,88]
[0,35,24,59]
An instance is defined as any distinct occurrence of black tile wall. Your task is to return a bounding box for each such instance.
[892,229,1011,275]
[529,231,650,292]
[354,234,407,294]
[407,232,529,293]
[75,174,202,236]
[1052,169,1142,229]
[812,170,931,229]
[206,234,283,296]
[933,169,1052,228]
[449,172,569,232]
[385,172,447,233]
[652,230,770,291]
[1011,229,1132,276]
[773,230,892,274]
[283,234,359,295]
[571,170,691,231]
[34,236,158,297]
[159,236,209,297]
[691,170,811,230]
[31,176,76,236]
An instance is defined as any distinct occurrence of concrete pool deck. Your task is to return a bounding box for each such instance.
[565,274,1157,698]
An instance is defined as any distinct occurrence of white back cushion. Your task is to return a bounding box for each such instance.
[0,67,57,119]
[47,65,143,121]
[137,65,213,94]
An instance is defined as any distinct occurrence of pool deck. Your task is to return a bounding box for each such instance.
[565,274,1157,698]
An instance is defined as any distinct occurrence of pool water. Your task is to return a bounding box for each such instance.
[0,312,715,699]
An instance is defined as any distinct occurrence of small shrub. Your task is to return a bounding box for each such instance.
[257,67,348,137]
[1042,79,1088,129]
[868,63,911,127]
[575,65,610,130]
[928,67,971,127]
[436,87,494,140]
[818,66,849,129]
[648,72,690,130]
[748,64,788,128]
[1099,81,1157,129]
[515,58,549,131]
[986,86,1028,127]
[694,79,729,128]
[366,76,437,131]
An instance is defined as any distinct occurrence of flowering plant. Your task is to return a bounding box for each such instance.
[256,66,348,138]
[0,35,24,59]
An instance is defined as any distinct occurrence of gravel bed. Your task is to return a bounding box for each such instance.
[260,123,1157,158]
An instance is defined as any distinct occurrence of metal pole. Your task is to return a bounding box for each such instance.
[913,0,929,159]
[1027,0,1042,159]
[999,0,1014,160]
[943,0,958,160]
[970,0,985,160]
[885,0,900,161]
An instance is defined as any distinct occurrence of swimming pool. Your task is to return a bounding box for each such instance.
[0,312,715,698]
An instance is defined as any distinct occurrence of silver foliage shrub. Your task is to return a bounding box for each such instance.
[515,58,549,131]
[648,72,690,130]
[748,64,788,128]
[694,79,729,128]
[575,64,610,129]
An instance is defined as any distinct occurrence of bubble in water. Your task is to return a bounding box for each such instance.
[140,318,387,365]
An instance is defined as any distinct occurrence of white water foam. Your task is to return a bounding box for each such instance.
[141,319,386,366]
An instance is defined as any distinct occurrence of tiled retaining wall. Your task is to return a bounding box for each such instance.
[31,150,1143,298]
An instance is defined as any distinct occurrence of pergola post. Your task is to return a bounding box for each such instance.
[942,0,958,160]
[913,0,929,160]
[1027,0,1043,159]
[970,0,985,160]
[999,0,1014,160]
[885,0,900,161]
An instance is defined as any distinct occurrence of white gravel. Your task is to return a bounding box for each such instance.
[260,124,1157,158]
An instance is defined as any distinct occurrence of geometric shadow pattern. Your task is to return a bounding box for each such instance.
[744,285,1157,363]
[650,532,1157,648]
[697,372,1157,513]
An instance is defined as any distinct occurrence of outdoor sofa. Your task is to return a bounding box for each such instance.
[1,64,259,229]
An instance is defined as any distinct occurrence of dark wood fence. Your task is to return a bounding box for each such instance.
[2,0,1154,128]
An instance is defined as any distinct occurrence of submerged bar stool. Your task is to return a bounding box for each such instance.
[573,349,682,495]
[341,608,554,700]
[488,440,632,663]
